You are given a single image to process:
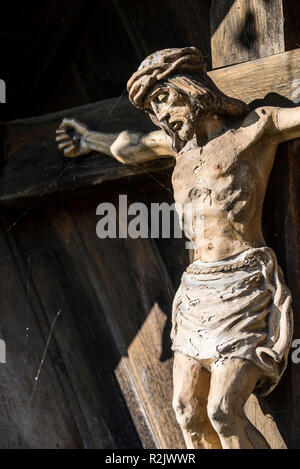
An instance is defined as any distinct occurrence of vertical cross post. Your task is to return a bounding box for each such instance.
[210,0,300,448]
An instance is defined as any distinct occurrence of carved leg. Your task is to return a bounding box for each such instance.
[207,358,270,449]
[172,352,222,449]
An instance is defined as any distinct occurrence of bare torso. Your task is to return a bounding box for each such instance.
[172,108,278,262]
[57,105,300,264]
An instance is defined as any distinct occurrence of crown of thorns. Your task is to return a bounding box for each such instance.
[127,47,248,116]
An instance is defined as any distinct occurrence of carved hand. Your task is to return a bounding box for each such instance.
[55,118,92,157]
[56,118,174,162]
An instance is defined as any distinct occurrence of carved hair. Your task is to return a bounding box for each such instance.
[127,47,248,116]
[146,74,248,152]
[128,47,249,152]
[167,74,242,116]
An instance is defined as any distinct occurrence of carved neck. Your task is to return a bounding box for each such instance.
[201,115,227,141]
[178,116,227,151]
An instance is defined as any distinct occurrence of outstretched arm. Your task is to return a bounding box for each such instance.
[55,118,174,164]
[272,106,300,143]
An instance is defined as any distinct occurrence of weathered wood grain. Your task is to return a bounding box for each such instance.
[1,0,299,451]
[282,0,300,53]
[6,0,88,119]
[0,213,83,448]
[0,96,173,205]
[112,0,212,68]
[210,1,300,449]
[67,193,185,449]
[3,185,187,448]
[209,48,300,104]
[261,141,300,449]
[210,0,284,68]
[284,140,300,448]
[1,48,300,206]
[4,202,144,448]
[244,394,286,449]
[1,0,213,120]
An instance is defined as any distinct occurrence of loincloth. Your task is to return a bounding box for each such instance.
[171,247,293,396]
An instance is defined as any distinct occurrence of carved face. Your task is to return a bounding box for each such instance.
[147,85,198,142]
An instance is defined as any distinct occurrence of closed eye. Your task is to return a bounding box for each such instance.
[156,93,168,103]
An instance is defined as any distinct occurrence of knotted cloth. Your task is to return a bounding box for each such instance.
[171,247,293,396]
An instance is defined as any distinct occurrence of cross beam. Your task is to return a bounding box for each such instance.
[1,48,300,205]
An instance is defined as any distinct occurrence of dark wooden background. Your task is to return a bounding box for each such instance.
[0,0,300,448]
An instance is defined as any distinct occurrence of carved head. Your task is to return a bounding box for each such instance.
[127,47,248,151]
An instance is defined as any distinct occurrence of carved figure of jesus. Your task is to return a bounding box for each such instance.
[56,48,299,449]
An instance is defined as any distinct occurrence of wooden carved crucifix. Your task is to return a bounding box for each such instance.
[2,1,300,451]
[54,44,300,449]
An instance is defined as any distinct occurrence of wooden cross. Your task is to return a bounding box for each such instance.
[1,0,300,449]
[1,48,300,204]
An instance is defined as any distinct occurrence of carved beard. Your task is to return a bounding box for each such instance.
[158,119,185,153]
[148,93,205,152]
[158,103,200,153]
[148,110,197,153]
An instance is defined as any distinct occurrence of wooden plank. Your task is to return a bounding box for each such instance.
[6,188,186,448]
[281,140,300,448]
[210,1,298,449]
[244,394,286,449]
[279,2,300,448]
[6,0,86,119]
[0,213,97,449]
[0,96,171,205]
[0,213,83,448]
[1,49,300,206]
[5,201,144,448]
[260,141,300,449]
[127,181,190,290]
[41,0,141,114]
[282,0,300,52]
[67,192,185,449]
[210,0,284,68]
[279,6,300,448]
[112,0,212,68]
[3,0,212,120]
[209,48,300,104]
[114,360,157,448]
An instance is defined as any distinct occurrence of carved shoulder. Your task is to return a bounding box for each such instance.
[243,105,300,143]
[241,106,275,131]
[235,106,278,152]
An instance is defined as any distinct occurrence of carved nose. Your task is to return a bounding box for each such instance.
[158,108,170,122]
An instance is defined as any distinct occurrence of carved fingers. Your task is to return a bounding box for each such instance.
[56,118,90,157]
[59,118,89,135]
